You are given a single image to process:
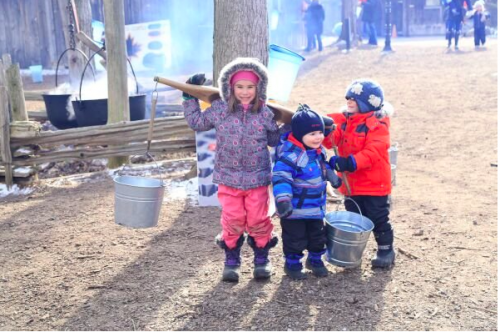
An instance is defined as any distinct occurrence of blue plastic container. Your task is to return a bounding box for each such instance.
[267,44,305,102]
[29,65,43,83]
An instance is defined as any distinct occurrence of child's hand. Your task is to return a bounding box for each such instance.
[326,169,343,189]
[183,73,206,100]
[329,155,357,172]
[276,200,293,218]
[186,73,206,85]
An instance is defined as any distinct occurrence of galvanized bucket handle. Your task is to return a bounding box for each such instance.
[336,196,364,220]
[116,155,164,182]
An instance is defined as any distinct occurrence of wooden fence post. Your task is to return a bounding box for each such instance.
[0,86,13,189]
[5,62,28,122]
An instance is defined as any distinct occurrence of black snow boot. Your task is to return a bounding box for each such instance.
[371,229,396,268]
[454,32,460,50]
[247,234,279,280]
[216,234,245,282]
[305,250,328,277]
[284,253,307,280]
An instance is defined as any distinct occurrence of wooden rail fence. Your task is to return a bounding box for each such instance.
[0,55,195,189]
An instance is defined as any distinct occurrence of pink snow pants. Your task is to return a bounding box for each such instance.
[217,184,274,249]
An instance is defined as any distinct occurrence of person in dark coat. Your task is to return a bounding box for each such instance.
[443,0,472,50]
[304,0,326,52]
[360,0,379,46]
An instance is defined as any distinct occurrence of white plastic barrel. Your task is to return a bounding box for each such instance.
[267,44,305,103]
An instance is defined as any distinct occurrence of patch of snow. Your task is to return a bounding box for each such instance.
[13,167,33,177]
[15,147,32,155]
[0,184,33,198]
[163,177,198,204]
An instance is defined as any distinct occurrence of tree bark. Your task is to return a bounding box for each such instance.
[103,0,129,168]
[213,0,269,85]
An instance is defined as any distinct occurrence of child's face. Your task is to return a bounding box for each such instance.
[302,131,325,149]
[233,80,257,105]
[346,98,360,114]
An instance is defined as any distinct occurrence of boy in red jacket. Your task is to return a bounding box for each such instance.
[323,79,395,268]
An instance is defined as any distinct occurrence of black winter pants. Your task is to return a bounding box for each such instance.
[474,27,486,46]
[344,195,393,246]
[306,31,323,51]
[280,218,326,255]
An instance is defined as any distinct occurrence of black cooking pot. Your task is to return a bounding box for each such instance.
[72,51,146,127]
[42,48,95,130]
[42,93,77,129]
[72,94,146,127]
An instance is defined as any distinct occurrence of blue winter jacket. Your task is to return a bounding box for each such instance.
[272,132,331,220]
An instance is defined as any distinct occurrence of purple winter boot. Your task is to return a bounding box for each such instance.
[216,234,245,282]
[247,234,279,280]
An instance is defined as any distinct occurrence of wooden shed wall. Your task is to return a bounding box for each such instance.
[0,0,213,69]
[0,0,67,69]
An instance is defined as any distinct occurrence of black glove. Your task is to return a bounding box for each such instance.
[183,73,206,100]
[329,155,357,172]
[326,169,342,189]
[323,116,335,137]
[276,200,293,219]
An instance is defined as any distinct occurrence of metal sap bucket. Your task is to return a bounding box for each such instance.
[114,175,165,228]
[325,199,374,268]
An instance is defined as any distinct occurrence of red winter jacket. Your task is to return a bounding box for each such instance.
[323,110,392,196]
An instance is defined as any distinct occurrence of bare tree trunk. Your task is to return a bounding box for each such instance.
[213,0,268,85]
[56,0,92,89]
[342,0,358,46]
[103,0,129,168]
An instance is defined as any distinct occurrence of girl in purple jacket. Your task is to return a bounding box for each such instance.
[182,58,284,282]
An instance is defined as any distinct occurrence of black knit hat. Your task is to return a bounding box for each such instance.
[291,104,325,143]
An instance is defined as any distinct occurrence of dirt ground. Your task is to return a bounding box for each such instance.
[0,37,497,331]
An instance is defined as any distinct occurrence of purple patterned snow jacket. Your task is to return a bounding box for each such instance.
[182,57,286,190]
[183,98,283,190]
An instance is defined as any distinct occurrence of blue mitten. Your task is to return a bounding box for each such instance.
[326,169,342,188]
[329,155,357,172]
[276,200,293,218]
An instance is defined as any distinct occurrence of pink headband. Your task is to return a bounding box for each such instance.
[230,71,259,86]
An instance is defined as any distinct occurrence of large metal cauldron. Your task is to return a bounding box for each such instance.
[72,94,146,127]
[42,48,95,130]
[42,93,77,129]
[72,51,146,127]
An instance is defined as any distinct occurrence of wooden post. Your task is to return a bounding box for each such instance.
[0,87,13,189]
[2,54,12,68]
[103,0,130,168]
[5,63,28,122]
[0,61,5,87]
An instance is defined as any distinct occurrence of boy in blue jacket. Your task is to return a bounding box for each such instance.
[272,104,342,279]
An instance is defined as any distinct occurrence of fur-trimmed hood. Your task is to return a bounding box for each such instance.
[217,57,269,103]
